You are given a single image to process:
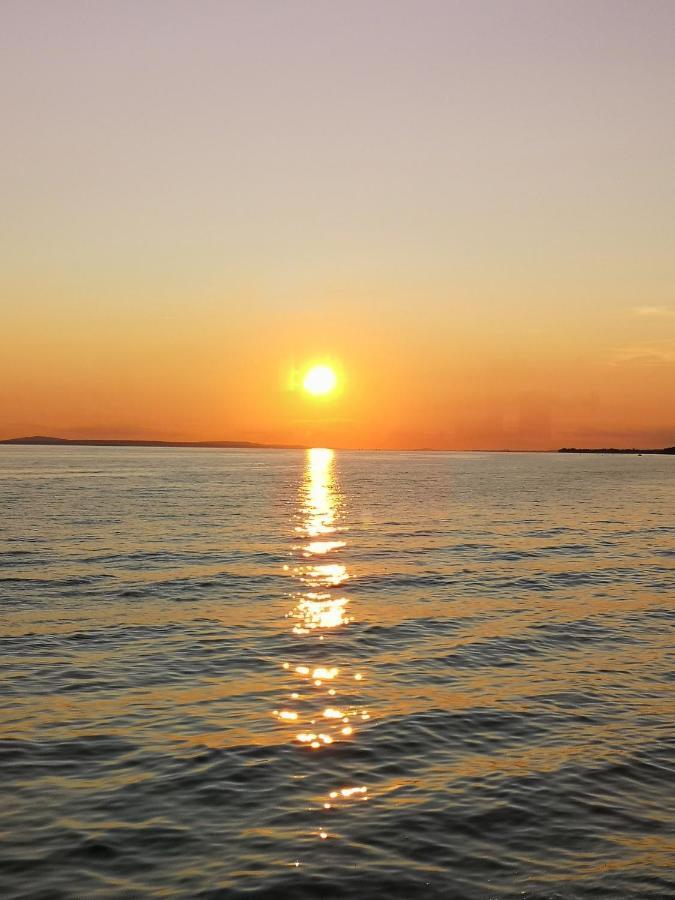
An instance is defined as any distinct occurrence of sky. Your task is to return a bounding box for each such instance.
[1,0,674,449]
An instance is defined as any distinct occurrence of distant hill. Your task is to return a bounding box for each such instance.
[0,435,305,450]
[558,447,675,455]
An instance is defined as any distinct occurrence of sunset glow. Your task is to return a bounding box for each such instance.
[0,2,673,450]
[2,4,673,897]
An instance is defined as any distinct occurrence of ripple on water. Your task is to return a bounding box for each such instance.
[0,448,673,899]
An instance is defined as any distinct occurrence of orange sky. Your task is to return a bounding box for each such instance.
[1,1,674,449]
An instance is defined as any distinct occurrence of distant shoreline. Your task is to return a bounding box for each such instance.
[1,436,673,454]
[0,435,305,450]
[558,447,674,455]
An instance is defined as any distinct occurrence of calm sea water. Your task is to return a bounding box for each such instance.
[0,447,673,899]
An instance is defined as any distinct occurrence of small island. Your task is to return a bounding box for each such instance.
[558,447,674,455]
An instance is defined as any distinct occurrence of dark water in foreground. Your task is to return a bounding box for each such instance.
[0,448,673,899]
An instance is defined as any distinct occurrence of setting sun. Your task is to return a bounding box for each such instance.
[303,365,337,397]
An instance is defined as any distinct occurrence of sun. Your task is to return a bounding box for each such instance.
[303,365,337,396]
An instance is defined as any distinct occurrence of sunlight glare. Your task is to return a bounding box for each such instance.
[303,365,337,396]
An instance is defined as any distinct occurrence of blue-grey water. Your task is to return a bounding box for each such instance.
[0,447,673,899]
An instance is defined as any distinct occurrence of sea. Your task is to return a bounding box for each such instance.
[0,447,673,899]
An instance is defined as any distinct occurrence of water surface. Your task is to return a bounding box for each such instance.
[0,448,673,899]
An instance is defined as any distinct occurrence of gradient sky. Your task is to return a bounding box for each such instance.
[1,0,674,449]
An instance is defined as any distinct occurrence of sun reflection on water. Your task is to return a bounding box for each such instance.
[275,448,371,849]
[288,593,352,634]
[286,449,353,634]
[304,540,346,556]
[302,447,338,538]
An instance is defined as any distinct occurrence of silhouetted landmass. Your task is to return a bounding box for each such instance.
[3,436,674,454]
[559,446,675,455]
[0,435,305,450]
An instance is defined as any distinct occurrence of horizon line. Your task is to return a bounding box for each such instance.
[1,435,674,455]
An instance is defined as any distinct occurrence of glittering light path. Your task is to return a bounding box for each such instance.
[275,449,372,854]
